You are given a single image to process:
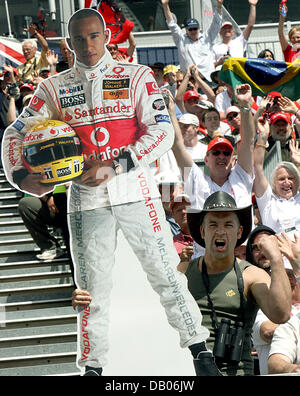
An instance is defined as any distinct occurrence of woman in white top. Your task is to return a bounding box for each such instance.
[254,117,300,238]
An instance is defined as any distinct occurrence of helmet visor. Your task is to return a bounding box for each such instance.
[23,136,82,167]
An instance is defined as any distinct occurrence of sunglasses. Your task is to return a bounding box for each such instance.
[211,150,232,157]
[107,45,118,51]
[251,244,260,252]
[227,112,239,121]
[188,27,199,31]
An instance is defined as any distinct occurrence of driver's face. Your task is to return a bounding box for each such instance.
[68,15,109,66]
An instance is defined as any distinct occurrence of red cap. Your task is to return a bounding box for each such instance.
[268,91,282,98]
[184,90,199,102]
[270,112,291,125]
[20,83,34,91]
[4,67,18,76]
[207,137,233,153]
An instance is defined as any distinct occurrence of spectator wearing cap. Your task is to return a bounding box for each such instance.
[170,193,194,261]
[17,23,49,83]
[163,64,178,98]
[267,112,298,162]
[213,0,259,67]
[178,113,207,160]
[226,106,241,143]
[16,83,35,113]
[181,191,291,376]
[106,31,136,63]
[175,64,216,115]
[161,0,223,84]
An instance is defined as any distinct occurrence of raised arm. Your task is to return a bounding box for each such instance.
[26,23,49,53]
[243,0,258,41]
[248,234,291,324]
[278,3,289,52]
[235,84,255,176]
[161,0,174,23]
[253,116,269,198]
[126,32,136,58]
[166,92,194,175]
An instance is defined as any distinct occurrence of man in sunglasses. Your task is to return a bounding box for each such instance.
[161,0,224,84]
[170,84,255,257]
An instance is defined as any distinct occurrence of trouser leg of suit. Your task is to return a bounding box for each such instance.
[69,200,209,370]
[69,206,118,369]
[18,196,58,250]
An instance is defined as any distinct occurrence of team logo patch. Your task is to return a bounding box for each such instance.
[103,90,129,100]
[13,120,25,131]
[103,79,130,90]
[57,165,72,178]
[60,94,86,108]
[155,114,170,123]
[29,96,45,112]
[146,82,160,95]
[152,99,165,111]
[20,109,34,119]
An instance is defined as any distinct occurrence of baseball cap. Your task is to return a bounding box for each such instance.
[39,67,50,75]
[183,90,199,102]
[270,112,291,125]
[163,64,178,76]
[226,106,240,116]
[268,91,282,99]
[185,18,199,29]
[150,62,164,71]
[20,83,34,91]
[210,65,222,84]
[221,21,233,29]
[207,137,233,153]
[169,193,191,211]
[4,67,18,77]
[179,113,199,126]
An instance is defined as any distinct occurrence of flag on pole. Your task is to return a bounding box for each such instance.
[219,57,300,101]
[85,0,134,44]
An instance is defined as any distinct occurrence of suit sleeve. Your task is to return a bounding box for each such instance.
[126,66,175,167]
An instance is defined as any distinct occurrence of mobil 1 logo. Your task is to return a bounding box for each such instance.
[60,94,86,108]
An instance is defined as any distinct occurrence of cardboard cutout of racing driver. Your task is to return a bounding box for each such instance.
[2,8,218,376]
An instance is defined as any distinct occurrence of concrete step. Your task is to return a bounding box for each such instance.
[0,362,80,376]
[0,322,77,339]
[3,302,74,320]
[0,351,77,370]
[0,260,72,276]
[0,332,77,348]
[0,340,78,359]
[0,314,77,338]
[0,283,74,304]
[0,271,72,290]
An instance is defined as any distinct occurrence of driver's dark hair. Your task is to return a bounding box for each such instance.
[67,8,105,37]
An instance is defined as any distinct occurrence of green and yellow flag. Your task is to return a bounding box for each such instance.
[219,57,300,100]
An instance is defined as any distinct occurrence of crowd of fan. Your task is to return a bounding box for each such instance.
[0,0,300,375]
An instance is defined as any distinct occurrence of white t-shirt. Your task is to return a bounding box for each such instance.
[185,142,207,161]
[185,162,254,258]
[256,185,300,237]
[213,34,247,63]
[269,314,300,366]
[215,89,232,115]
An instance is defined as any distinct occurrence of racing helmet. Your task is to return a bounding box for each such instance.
[22,120,84,185]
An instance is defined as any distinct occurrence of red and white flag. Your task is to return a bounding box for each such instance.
[85,0,134,44]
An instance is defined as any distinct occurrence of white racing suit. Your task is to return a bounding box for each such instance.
[2,50,209,369]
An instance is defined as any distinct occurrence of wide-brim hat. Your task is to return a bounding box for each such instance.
[187,191,252,248]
